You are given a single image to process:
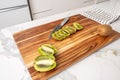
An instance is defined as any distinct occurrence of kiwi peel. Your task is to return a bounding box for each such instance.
[97,24,113,36]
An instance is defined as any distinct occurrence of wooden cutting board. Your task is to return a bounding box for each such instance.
[13,14,120,80]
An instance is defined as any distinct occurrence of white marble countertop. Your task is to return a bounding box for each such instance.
[0,1,120,80]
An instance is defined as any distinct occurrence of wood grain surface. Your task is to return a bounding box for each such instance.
[13,14,120,80]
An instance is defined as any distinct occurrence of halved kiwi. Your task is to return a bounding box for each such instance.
[38,44,57,55]
[73,22,83,30]
[34,55,56,72]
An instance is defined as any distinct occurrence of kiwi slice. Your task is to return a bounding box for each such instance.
[58,29,69,37]
[52,33,63,40]
[51,22,84,41]
[73,22,83,30]
[67,26,77,33]
[52,29,70,40]
[64,26,75,34]
[56,31,66,39]
[60,29,70,37]
[38,44,57,55]
[62,27,71,35]
[34,55,56,72]
[52,31,65,40]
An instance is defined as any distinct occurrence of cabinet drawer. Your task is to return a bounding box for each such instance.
[0,7,31,29]
[0,0,27,9]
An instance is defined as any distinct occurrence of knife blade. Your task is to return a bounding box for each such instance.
[49,17,69,39]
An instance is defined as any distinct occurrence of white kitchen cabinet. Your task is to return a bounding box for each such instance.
[0,0,27,9]
[0,0,31,29]
[29,0,95,19]
[0,7,31,29]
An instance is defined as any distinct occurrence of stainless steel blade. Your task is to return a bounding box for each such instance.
[60,17,69,26]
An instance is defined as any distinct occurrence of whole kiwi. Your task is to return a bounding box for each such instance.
[97,24,113,36]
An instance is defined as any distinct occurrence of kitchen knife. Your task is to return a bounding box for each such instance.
[49,17,69,39]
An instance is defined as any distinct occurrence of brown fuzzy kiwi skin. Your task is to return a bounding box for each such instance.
[97,24,113,36]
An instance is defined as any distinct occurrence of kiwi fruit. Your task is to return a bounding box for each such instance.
[58,29,70,37]
[97,24,113,36]
[34,55,56,72]
[51,22,84,40]
[62,26,74,34]
[38,44,57,55]
[62,27,71,35]
[52,28,70,40]
[52,31,65,40]
[67,26,77,33]
[73,22,83,30]
[57,30,67,38]
[52,33,63,40]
